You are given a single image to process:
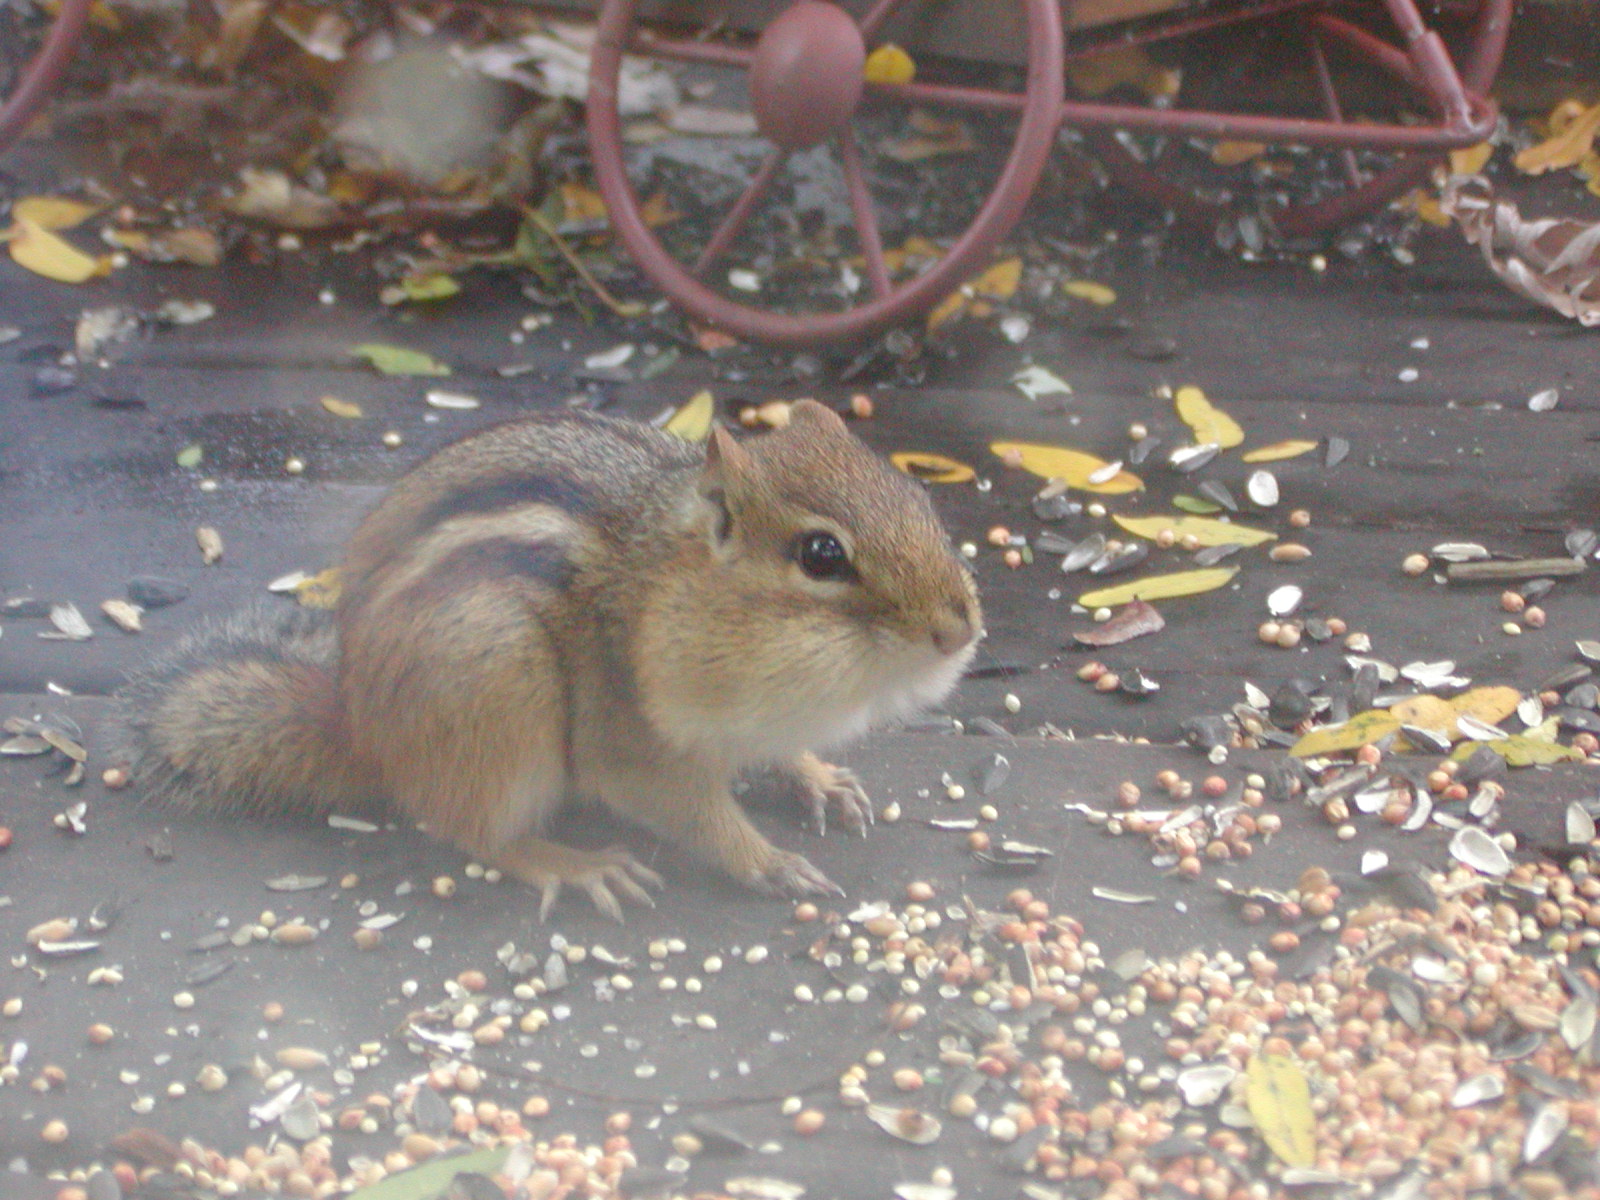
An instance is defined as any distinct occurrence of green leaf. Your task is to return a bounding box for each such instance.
[399,273,460,302]
[346,1148,510,1200]
[176,443,204,469]
[350,343,451,377]
[1173,493,1222,515]
[1290,709,1402,757]
[1450,734,1584,766]
[1246,1054,1317,1167]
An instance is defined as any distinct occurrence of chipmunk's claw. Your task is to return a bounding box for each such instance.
[749,848,845,899]
[790,753,873,837]
[511,845,661,923]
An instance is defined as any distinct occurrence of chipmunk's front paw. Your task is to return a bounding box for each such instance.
[745,847,845,899]
[790,752,873,838]
[497,840,662,923]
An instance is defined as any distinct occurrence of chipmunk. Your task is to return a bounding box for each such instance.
[121,400,981,919]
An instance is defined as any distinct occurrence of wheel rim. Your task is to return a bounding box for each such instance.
[587,0,1064,346]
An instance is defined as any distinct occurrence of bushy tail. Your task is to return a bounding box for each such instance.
[117,605,380,817]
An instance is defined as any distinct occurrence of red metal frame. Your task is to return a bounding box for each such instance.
[589,0,1508,342]
[589,0,1068,346]
[0,0,93,154]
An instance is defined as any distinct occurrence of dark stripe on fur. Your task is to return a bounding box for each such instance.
[439,537,576,591]
[419,473,600,532]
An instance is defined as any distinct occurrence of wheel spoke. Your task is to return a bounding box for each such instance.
[857,0,911,42]
[868,78,1027,114]
[1308,30,1363,189]
[837,131,892,299]
[628,31,754,70]
[692,148,788,278]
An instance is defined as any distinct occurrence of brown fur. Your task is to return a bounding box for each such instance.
[121,402,981,918]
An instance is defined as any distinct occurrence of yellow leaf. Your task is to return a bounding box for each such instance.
[1290,710,1403,757]
[1401,188,1451,228]
[560,181,608,225]
[925,288,969,332]
[1449,141,1494,176]
[1515,100,1600,175]
[8,218,110,283]
[1174,385,1243,450]
[863,43,915,85]
[292,568,342,609]
[1061,280,1117,306]
[11,196,101,231]
[1114,514,1276,547]
[319,395,364,419]
[1390,685,1520,736]
[1077,567,1237,609]
[1241,440,1318,463]
[1451,733,1584,767]
[1386,694,1455,733]
[890,451,975,484]
[1246,1055,1317,1167]
[664,389,715,441]
[991,441,1143,494]
[1066,46,1171,99]
[1210,140,1266,166]
[971,256,1021,300]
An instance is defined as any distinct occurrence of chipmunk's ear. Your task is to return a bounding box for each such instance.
[703,424,751,484]
[699,425,749,545]
[787,398,847,434]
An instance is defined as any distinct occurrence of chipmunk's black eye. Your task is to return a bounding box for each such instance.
[794,531,855,582]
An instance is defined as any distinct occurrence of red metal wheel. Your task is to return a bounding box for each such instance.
[587,0,1063,346]
[0,0,92,155]
[1075,0,1510,240]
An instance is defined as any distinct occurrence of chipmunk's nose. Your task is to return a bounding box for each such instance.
[931,599,980,657]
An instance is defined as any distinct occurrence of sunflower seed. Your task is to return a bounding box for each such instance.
[1087,541,1148,575]
[425,390,481,410]
[1400,725,1452,755]
[1565,528,1598,559]
[1197,480,1237,511]
[1450,1072,1505,1107]
[1402,660,1469,689]
[1193,542,1244,566]
[280,1094,321,1141]
[975,754,1011,795]
[1060,533,1106,573]
[1567,802,1597,846]
[1449,826,1510,876]
[266,875,328,892]
[1560,995,1596,1051]
[100,600,143,633]
[196,526,224,565]
[47,603,93,640]
[1245,470,1278,507]
[866,1104,941,1144]
[1266,585,1302,617]
[1431,543,1489,562]
[120,579,183,611]
[1092,887,1156,904]
[1169,443,1219,473]
[1176,1062,1236,1106]
[1523,1100,1568,1163]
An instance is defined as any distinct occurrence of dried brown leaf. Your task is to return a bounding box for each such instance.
[1074,598,1166,646]
[1442,177,1600,326]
